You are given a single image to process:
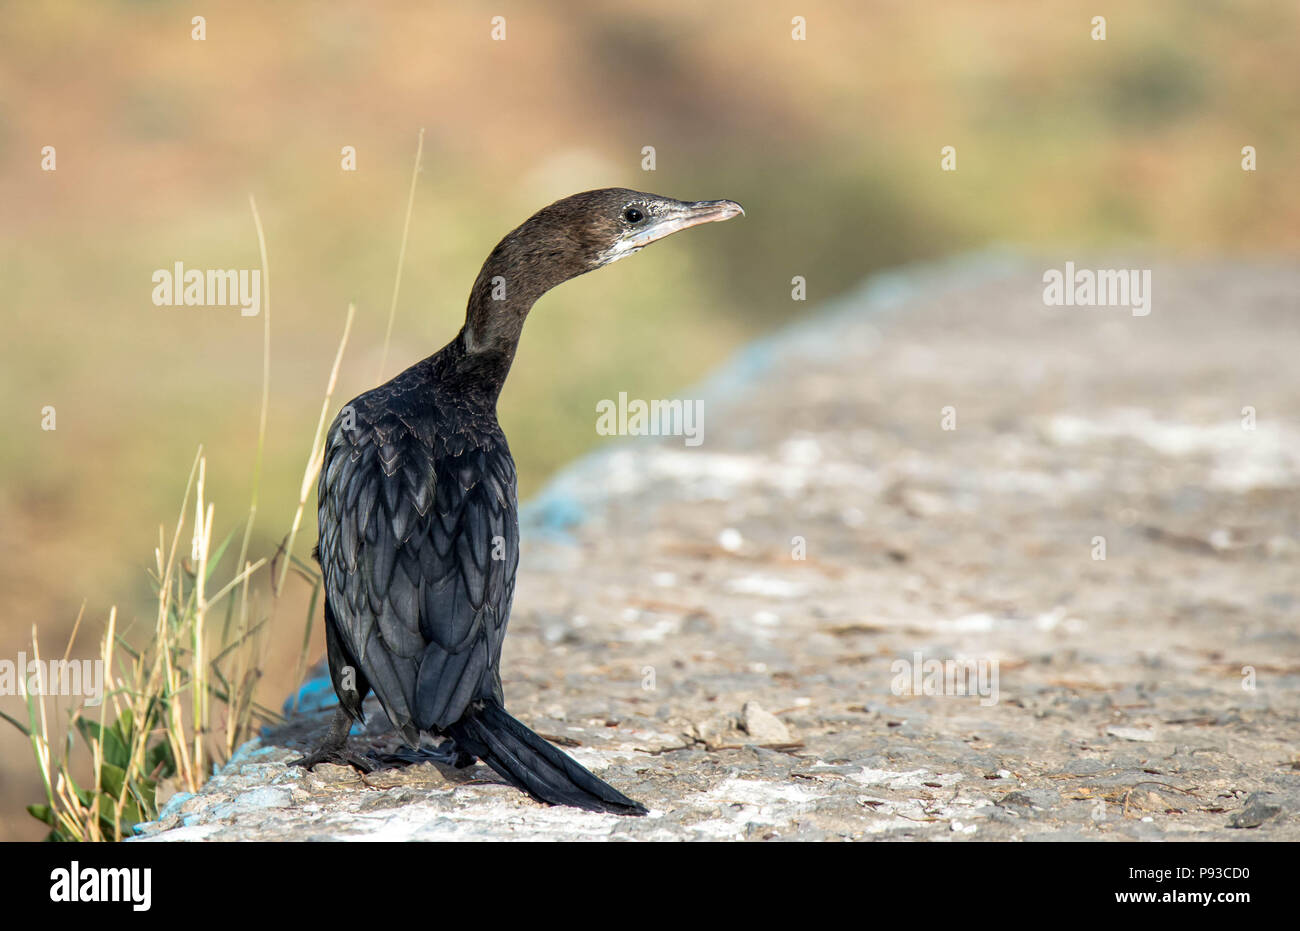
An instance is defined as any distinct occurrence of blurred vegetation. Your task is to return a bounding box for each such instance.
[0,0,1296,837]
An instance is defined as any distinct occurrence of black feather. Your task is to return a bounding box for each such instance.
[310,188,740,813]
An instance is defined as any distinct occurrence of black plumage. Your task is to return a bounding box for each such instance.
[299,188,743,814]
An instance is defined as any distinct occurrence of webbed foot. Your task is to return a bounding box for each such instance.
[289,707,376,773]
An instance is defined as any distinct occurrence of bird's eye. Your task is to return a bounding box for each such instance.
[622,206,645,223]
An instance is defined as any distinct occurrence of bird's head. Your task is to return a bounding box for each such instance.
[494,188,744,287]
[463,188,743,357]
[567,188,745,269]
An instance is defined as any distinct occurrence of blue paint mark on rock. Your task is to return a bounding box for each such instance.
[209,787,293,820]
[157,792,194,822]
[281,675,338,716]
[233,787,293,811]
[518,491,586,539]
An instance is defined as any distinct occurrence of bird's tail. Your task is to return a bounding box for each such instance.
[447,701,647,815]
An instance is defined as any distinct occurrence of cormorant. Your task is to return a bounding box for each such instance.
[297,189,744,815]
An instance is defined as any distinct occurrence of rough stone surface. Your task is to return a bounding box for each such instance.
[741,702,792,744]
[134,255,1300,841]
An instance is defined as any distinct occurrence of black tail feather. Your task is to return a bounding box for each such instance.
[447,701,647,815]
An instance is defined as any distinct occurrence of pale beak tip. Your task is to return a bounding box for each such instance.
[687,199,745,222]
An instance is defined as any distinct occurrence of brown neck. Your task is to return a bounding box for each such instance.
[458,220,593,391]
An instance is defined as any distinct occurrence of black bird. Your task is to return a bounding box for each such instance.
[297,189,744,814]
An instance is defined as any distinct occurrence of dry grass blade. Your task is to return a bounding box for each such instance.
[276,302,356,597]
[376,128,425,381]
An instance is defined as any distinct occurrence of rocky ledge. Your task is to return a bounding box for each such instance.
[135,254,1300,841]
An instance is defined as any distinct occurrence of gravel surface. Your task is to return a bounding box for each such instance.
[135,254,1300,841]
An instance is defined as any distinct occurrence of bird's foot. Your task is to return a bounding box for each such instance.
[289,743,378,774]
[290,708,377,773]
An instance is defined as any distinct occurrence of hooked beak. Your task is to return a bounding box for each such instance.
[626,199,745,249]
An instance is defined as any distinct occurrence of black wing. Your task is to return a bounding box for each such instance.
[316,389,519,745]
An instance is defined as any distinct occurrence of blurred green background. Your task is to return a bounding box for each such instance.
[0,0,1296,838]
